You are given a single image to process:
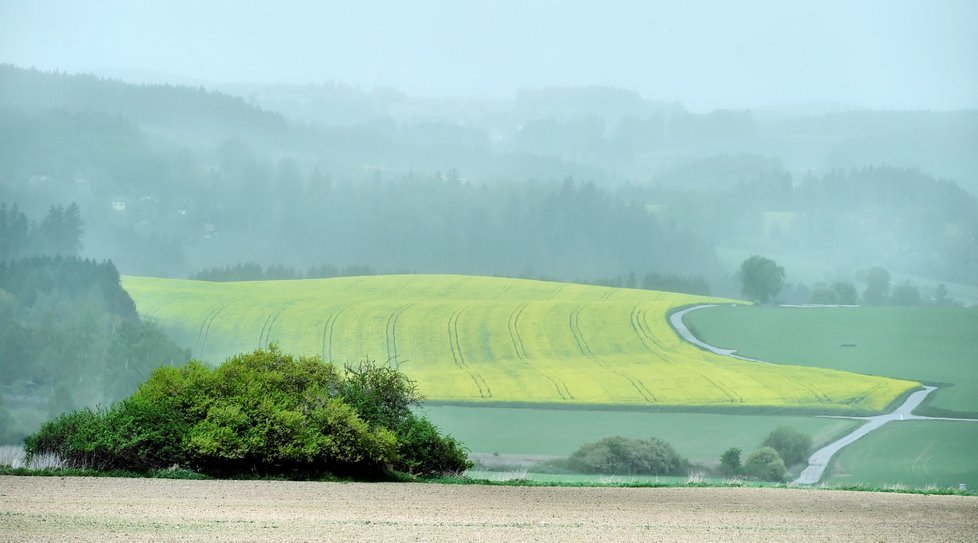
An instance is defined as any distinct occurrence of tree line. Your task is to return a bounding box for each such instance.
[0,203,83,261]
[739,255,958,307]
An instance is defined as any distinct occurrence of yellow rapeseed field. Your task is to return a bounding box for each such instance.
[123,274,917,412]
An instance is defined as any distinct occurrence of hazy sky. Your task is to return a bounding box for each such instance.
[2,0,976,111]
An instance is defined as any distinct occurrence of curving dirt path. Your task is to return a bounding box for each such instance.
[669,305,768,363]
[669,304,978,485]
[795,386,936,484]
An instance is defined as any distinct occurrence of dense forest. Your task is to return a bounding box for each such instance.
[1,63,976,296]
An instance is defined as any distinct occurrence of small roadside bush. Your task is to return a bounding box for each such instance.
[762,426,812,466]
[567,436,687,475]
[24,346,471,479]
[743,446,787,482]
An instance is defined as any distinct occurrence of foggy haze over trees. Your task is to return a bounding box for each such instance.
[0,0,976,450]
[1,63,975,303]
[0,205,188,442]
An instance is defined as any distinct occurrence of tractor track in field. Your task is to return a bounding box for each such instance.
[447,306,491,399]
[507,303,573,400]
[468,373,492,399]
[447,307,468,369]
[507,304,530,360]
[631,305,740,403]
[386,282,408,296]
[258,303,293,348]
[338,278,363,293]
[569,306,655,402]
[194,304,227,357]
[385,304,412,367]
[320,305,350,362]
[445,278,468,294]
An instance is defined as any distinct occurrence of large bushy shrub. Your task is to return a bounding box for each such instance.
[567,436,687,475]
[24,346,470,479]
[761,426,812,466]
[743,446,787,482]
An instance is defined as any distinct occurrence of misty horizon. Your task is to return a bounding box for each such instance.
[2,0,977,112]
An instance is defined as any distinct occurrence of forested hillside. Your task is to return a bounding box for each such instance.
[0,205,188,443]
[1,64,976,296]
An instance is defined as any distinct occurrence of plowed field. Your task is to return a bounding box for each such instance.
[2,476,975,542]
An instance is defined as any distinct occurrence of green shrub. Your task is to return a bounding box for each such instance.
[24,409,102,466]
[567,436,687,475]
[719,447,743,476]
[761,426,812,466]
[394,415,471,476]
[339,361,421,430]
[24,346,470,479]
[743,446,787,482]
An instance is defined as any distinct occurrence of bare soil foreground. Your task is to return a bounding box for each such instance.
[1,476,976,542]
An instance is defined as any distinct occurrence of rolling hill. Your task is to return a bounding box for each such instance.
[123,274,916,412]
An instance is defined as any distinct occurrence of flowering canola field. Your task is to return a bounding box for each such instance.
[123,274,916,412]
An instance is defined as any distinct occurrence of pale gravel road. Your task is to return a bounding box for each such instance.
[1,476,976,542]
[669,305,766,362]
[795,386,936,484]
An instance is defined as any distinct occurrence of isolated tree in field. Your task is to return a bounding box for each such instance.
[891,281,922,306]
[832,281,858,305]
[761,426,812,466]
[809,284,839,305]
[743,447,787,482]
[862,267,890,305]
[719,447,743,476]
[738,255,785,304]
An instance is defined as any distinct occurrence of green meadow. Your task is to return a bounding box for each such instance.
[685,304,978,486]
[684,305,978,417]
[826,421,978,490]
[421,405,857,466]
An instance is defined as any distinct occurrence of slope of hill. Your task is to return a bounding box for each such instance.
[0,64,289,145]
[123,274,916,412]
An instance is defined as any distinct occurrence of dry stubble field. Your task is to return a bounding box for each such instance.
[1,476,976,542]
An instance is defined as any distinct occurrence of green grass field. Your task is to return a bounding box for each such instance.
[123,274,915,412]
[826,421,978,490]
[422,405,857,465]
[684,305,978,416]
